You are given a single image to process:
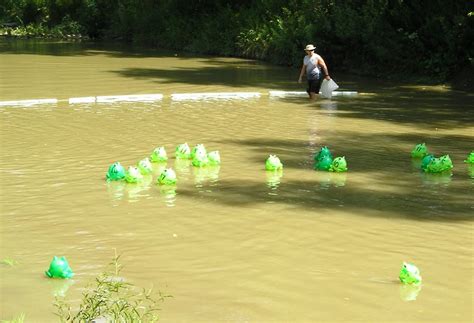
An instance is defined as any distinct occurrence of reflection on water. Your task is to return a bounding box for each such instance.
[193,165,220,187]
[106,175,154,203]
[106,181,126,202]
[399,284,422,302]
[174,159,192,177]
[316,171,347,189]
[266,170,283,190]
[125,175,153,202]
[468,165,474,179]
[158,185,177,207]
[320,101,338,112]
[420,172,453,186]
[48,279,75,298]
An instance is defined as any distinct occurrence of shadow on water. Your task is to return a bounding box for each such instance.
[189,135,473,222]
[174,175,473,222]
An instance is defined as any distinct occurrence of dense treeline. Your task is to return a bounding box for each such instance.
[1,0,473,82]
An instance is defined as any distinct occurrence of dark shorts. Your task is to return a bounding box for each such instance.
[307,78,322,94]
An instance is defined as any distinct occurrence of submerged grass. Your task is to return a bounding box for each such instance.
[54,251,171,322]
[1,313,26,323]
[1,258,18,266]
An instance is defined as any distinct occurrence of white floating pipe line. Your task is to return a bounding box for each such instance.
[268,90,358,97]
[171,92,261,101]
[68,96,96,104]
[0,98,58,107]
[96,94,163,103]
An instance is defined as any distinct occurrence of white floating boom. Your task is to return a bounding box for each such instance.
[171,92,261,101]
[96,94,164,103]
[0,98,58,107]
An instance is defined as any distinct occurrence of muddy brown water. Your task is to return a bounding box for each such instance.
[1,40,473,322]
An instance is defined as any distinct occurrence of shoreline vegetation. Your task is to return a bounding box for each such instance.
[1,1,472,90]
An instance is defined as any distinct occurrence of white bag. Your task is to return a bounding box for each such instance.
[320,78,339,99]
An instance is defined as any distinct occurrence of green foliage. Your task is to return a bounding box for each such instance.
[54,253,170,323]
[1,313,26,323]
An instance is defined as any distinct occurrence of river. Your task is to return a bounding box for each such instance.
[1,39,473,322]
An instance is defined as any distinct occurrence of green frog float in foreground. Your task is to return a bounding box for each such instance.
[329,156,348,172]
[175,143,191,159]
[423,154,453,173]
[45,256,74,279]
[125,166,144,183]
[150,146,168,162]
[464,151,474,164]
[137,157,153,175]
[105,162,126,181]
[399,262,422,285]
[158,168,177,185]
[265,155,283,171]
[411,143,429,158]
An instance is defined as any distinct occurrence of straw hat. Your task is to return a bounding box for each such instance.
[304,44,316,51]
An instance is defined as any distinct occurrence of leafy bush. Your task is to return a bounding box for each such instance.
[54,253,170,323]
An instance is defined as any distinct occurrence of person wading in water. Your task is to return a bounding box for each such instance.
[298,44,331,100]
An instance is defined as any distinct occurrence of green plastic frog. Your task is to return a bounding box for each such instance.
[192,148,209,167]
[314,154,333,171]
[464,151,474,164]
[150,146,168,162]
[265,155,283,171]
[420,154,434,171]
[207,151,221,165]
[175,143,191,159]
[425,154,453,173]
[137,158,153,175]
[314,146,333,161]
[329,156,348,172]
[45,256,74,279]
[191,144,207,159]
[106,162,126,181]
[157,168,177,185]
[125,166,144,183]
[399,262,422,285]
[411,143,428,158]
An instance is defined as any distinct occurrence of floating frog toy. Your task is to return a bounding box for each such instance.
[207,151,221,165]
[411,143,428,158]
[157,168,177,185]
[439,154,454,171]
[124,166,144,183]
[191,144,207,159]
[192,149,209,167]
[424,154,453,173]
[105,162,126,181]
[150,146,168,162]
[45,256,74,279]
[137,158,153,175]
[399,262,422,285]
[464,151,474,164]
[314,154,333,171]
[329,156,348,172]
[314,146,333,161]
[265,155,283,171]
[420,154,434,171]
[175,143,191,159]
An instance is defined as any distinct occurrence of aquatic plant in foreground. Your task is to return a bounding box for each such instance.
[54,252,170,322]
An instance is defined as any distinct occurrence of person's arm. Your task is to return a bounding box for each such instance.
[298,64,306,83]
[318,57,330,80]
